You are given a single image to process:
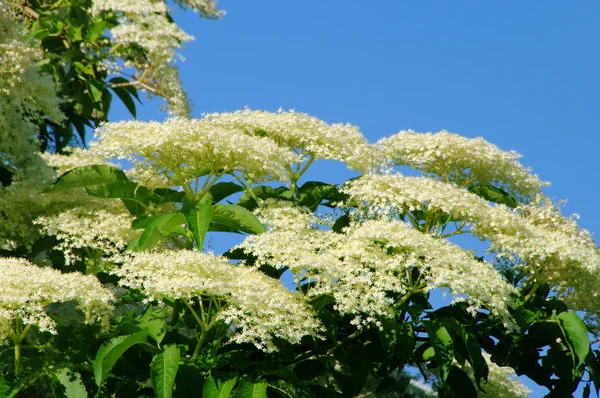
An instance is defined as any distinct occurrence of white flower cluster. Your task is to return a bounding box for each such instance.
[378,130,547,199]
[90,0,222,115]
[91,117,300,187]
[0,0,63,176]
[239,204,517,328]
[203,109,380,172]
[0,258,114,344]
[344,173,600,317]
[34,200,138,266]
[114,251,322,351]
[40,147,117,175]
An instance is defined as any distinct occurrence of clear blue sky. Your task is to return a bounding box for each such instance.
[107,1,600,396]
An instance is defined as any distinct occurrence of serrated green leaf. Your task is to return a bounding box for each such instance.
[182,195,212,250]
[87,79,104,102]
[151,188,186,205]
[151,345,180,398]
[51,368,87,398]
[111,85,137,118]
[45,165,128,193]
[94,329,149,387]
[129,213,187,251]
[424,321,454,382]
[237,378,267,398]
[468,185,517,208]
[209,182,244,203]
[557,311,590,368]
[422,346,436,361]
[85,181,151,215]
[439,317,488,389]
[444,366,478,398]
[332,213,351,233]
[202,376,237,398]
[211,204,266,234]
[140,319,167,345]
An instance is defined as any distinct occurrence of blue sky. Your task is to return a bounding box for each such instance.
[106,1,600,396]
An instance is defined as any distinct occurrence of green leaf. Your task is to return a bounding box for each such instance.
[45,165,128,193]
[140,319,167,345]
[424,321,454,382]
[294,360,327,381]
[182,195,212,250]
[202,376,237,398]
[211,204,266,234]
[237,378,267,398]
[93,329,149,387]
[443,366,478,398]
[87,79,104,102]
[175,365,204,398]
[585,351,600,395]
[109,76,141,101]
[422,346,435,361]
[467,185,517,208]
[85,181,151,216]
[51,368,87,398]
[129,213,187,251]
[151,345,180,398]
[557,311,590,368]
[209,182,244,203]
[297,181,346,210]
[151,188,186,205]
[110,86,137,118]
[332,213,351,233]
[237,186,286,210]
[439,318,488,389]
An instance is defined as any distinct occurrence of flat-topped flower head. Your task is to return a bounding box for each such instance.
[0,258,114,344]
[90,117,300,186]
[90,0,223,114]
[34,199,138,267]
[344,172,600,319]
[115,251,322,351]
[239,205,517,329]
[202,109,381,172]
[378,130,547,199]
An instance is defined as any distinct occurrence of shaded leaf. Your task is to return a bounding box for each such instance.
[237,378,267,398]
[51,368,87,398]
[202,376,237,398]
[212,204,266,234]
[468,185,517,208]
[93,329,149,387]
[209,182,244,203]
[182,195,212,250]
[557,311,590,368]
[45,165,128,193]
[151,345,180,398]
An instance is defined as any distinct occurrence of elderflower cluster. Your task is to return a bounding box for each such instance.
[459,353,531,398]
[0,258,114,344]
[90,0,222,115]
[238,204,517,328]
[344,173,600,318]
[378,130,546,199]
[34,200,138,266]
[203,109,381,172]
[40,147,116,175]
[0,0,63,175]
[114,251,322,351]
[90,117,301,185]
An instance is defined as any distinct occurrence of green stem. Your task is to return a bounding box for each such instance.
[14,342,20,377]
[12,323,31,377]
[191,329,209,363]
